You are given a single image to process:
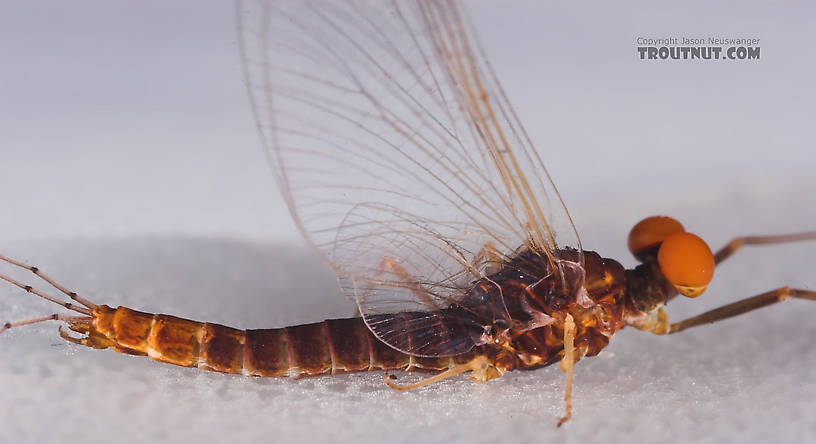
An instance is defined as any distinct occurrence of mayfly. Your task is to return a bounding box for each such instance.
[1,0,814,426]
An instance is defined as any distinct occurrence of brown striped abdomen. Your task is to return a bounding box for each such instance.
[85,305,469,377]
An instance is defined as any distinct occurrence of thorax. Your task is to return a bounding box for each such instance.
[472,250,631,370]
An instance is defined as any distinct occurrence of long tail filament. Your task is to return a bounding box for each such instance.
[0,253,96,334]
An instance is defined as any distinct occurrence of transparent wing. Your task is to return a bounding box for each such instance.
[238,0,583,357]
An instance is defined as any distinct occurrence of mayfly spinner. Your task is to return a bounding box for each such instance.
[2,0,814,426]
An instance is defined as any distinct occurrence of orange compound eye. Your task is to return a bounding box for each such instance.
[657,232,715,298]
[628,216,685,257]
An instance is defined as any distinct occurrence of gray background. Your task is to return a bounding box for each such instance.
[1,1,814,443]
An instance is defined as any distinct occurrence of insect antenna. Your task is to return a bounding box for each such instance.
[0,253,96,335]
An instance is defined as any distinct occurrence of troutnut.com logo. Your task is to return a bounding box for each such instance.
[636,37,760,61]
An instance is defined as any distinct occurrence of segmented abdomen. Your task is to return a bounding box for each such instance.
[89,305,469,377]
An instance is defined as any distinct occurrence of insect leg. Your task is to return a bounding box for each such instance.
[384,355,498,390]
[557,313,576,427]
[661,287,816,334]
[713,231,816,266]
[470,241,505,275]
[374,256,442,310]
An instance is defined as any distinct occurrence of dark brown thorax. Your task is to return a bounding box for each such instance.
[474,250,632,371]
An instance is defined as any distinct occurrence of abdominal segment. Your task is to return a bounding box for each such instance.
[84,305,471,377]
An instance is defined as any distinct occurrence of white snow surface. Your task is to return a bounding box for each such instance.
[1,1,815,443]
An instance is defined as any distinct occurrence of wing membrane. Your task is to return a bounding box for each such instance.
[238,0,583,356]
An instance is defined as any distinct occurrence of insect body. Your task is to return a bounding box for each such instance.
[0,249,622,380]
[3,217,814,425]
[1,0,815,427]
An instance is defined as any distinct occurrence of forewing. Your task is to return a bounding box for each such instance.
[238,0,582,356]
